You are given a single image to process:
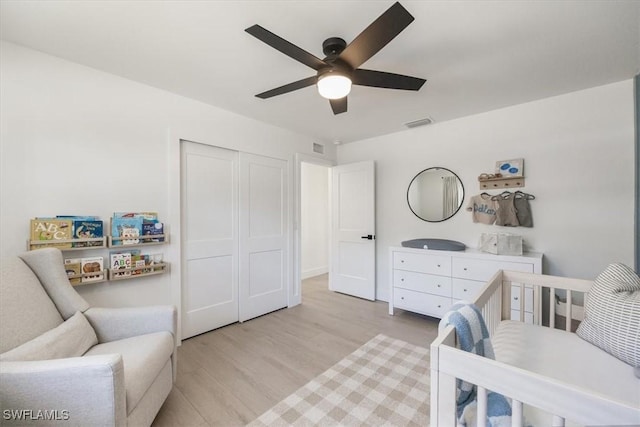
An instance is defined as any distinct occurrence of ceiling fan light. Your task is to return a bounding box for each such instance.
[317,74,352,100]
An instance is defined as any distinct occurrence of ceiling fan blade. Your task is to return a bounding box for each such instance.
[330,97,348,115]
[338,2,414,69]
[255,76,318,99]
[352,69,426,90]
[245,25,328,71]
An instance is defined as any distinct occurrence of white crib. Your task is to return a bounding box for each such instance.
[430,270,640,426]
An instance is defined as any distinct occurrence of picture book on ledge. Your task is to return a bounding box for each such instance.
[80,256,104,283]
[111,212,163,245]
[30,218,73,249]
[111,216,143,246]
[64,258,82,285]
[56,215,104,247]
[110,251,132,278]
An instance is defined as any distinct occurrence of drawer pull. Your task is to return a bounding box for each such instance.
[437,264,441,267]
[463,267,468,271]
[514,297,519,301]
[401,278,404,281]
[401,260,404,263]
[463,289,468,292]
[401,296,405,300]
[437,304,441,308]
[437,284,441,287]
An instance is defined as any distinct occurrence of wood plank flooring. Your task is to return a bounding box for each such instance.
[152,274,439,426]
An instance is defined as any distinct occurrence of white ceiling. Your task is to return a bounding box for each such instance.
[1,1,639,143]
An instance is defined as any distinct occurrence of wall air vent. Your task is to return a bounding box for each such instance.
[404,117,434,128]
[313,143,324,154]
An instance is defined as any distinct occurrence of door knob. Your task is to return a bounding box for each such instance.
[361,234,375,240]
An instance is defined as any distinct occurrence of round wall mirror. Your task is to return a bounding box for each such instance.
[407,167,465,222]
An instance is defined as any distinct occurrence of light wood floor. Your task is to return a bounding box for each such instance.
[152,274,439,426]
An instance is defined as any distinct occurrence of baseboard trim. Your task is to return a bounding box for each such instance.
[301,266,328,280]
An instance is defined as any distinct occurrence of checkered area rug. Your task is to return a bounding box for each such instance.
[247,334,430,426]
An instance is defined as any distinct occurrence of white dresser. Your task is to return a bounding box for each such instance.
[389,246,543,323]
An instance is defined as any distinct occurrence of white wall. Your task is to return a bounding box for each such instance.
[300,162,329,279]
[338,80,635,301]
[0,41,336,310]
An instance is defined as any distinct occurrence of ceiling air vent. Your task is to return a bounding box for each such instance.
[313,143,324,154]
[404,117,434,129]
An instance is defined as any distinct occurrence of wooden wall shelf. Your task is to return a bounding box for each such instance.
[108,234,168,248]
[478,177,525,190]
[28,237,107,251]
[67,270,107,286]
[108,262,169,281]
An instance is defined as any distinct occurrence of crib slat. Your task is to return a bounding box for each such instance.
[477,386,487,427]
[565,291,572,332]
[550,287,556,328]
[512,400,523,427]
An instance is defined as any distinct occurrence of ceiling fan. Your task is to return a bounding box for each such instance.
[245,2,426,115]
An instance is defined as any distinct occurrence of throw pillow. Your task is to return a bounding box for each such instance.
[576,263,640,367]
[0,311,98,361]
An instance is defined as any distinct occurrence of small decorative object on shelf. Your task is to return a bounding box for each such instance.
[495,158,524,178]
[477,157,526,190]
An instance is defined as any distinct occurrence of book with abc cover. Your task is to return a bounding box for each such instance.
[110,252,132,278]
[30,219,73,249]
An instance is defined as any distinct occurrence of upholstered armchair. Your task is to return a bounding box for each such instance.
[0,248,177,426]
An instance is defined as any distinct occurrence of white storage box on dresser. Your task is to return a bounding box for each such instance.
[389,246,543,322]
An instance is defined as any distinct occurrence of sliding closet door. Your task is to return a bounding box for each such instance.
[239,153,289,322]
[181,142,239,339]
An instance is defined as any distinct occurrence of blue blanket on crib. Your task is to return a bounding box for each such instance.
[439,301,512,427]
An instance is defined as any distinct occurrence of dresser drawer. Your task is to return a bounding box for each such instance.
[393,270,452,297]
[393,288,451,318]
[393,252,451,276]
[452,257,534,281]
[510,284,535,312]
[452,278,485,301]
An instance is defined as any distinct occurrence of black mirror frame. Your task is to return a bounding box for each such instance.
[406,167,465,223]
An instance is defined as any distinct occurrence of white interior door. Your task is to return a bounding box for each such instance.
[239,152,289,322]
[330,161,376,300]
[181,142,238,339]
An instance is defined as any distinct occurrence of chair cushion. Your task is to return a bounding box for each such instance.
[84,331,174,413]
[19,248,90,319]
[0,257,63,353]
[0,311,97,361]
[576,263,640,367]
